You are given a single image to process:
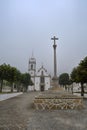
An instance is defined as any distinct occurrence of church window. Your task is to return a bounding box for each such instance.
[40,76,44,83]
[31,64,33,69]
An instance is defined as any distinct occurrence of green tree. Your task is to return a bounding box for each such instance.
[59,73,70,90]
[0,63,32,93]
[0,64,22,92]
[7,66,22,92]
[21,73,31,92]
[71,56,87,96]
[7,66,16,92]
[14,70,22,92]
[0,64,9,92]
[71,68,78,83]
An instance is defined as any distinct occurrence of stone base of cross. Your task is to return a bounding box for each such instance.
[52,76,59,88]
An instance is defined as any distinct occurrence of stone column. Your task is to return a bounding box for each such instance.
[53,43,57,78]
[51,36,58,86]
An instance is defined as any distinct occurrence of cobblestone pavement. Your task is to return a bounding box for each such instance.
[0,92,87,130]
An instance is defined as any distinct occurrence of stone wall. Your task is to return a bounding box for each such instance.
[34,96,83,110]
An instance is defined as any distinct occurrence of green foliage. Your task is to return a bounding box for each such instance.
[0,64,10,92]
[71,67,78,83]
[0,63,32,92]
[21,73,31,92]
[71,57,87,84]
[59,73,70,87]
[71,56,87,96]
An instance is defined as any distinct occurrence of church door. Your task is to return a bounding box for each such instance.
[40,85,44,91]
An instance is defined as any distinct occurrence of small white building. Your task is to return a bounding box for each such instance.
[28,56,51,91]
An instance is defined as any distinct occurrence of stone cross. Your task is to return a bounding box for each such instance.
[51,36,58,78]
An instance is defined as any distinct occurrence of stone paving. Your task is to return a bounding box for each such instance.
[0,92,87,130]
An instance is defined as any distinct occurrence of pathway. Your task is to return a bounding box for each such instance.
[0,92,87,130]
[0,92,23,101]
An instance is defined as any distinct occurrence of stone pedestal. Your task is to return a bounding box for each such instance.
[52,76,58,87]
[33,91,83,110]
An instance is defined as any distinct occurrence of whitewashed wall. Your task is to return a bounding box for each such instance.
[28,85,34,91]
[44,77,51,90]
[35,77,40,91]
[29,66,51,91]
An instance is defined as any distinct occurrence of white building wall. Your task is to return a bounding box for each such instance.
[34,76,50,91]
[28,85,34,91]
[45,77,51,90]
[31,77,34,83]
[35,77,40,91]
[28,61,51,91]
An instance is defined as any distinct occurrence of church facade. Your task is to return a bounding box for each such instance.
[28,56,51,91]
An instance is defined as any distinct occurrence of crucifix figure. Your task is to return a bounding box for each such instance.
[51,36,59,79]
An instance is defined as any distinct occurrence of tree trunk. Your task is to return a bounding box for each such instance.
[81,82,84,96]
[65,85,67,90]
[71,84,73,94]
[17,86,19,92]
[11,83,14,92]
[0,80,3,93]
[68,85,69,92]
[17,85,20,92]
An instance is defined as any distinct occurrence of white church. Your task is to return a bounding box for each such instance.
[28,56,51,91]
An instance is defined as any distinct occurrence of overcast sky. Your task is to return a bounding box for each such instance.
[0,0,87,76]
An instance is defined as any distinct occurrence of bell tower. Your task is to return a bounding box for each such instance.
[28,57,36,77]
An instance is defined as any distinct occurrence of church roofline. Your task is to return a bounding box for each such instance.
[38,65,47,73]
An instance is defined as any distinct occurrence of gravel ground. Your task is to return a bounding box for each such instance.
[0,92,87,130]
